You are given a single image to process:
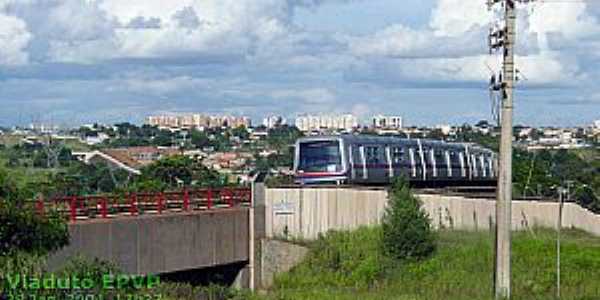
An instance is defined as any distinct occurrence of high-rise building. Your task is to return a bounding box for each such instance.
[372,115,403,130]
[146,114,251,129]
[295,114,358,132]
[263,116,286,129]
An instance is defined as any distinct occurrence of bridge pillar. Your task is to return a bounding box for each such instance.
[250,180,267,290]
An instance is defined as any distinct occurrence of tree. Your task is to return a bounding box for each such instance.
[231,125,250,140]
[266,125,303,154]
[140,156,194,187]
[138,155,223,189]
[0,166,69,257]
[0,202,69,256]
[152,131,173,147]
[0,166,34,202]
[191,130,211,149]
[382,177,435,261]
[427,129,446,141]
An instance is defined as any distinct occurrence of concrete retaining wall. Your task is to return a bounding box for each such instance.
[265,187,600,240]
[420,194,600,234]
[265,187,387,240]
[48,209,250,275]
[259,240,309,288]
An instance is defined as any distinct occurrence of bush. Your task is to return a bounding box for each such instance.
[382,177,435,261]
[276,227,388,289]
[0,202,69,256]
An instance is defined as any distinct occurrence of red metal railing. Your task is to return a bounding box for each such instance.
[34,188,251,223]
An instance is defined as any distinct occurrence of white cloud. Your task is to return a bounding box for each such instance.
[3,0,352,63]
[347,0,599,88]
[429,0,490,36]
[124,76,207,95]
[349,24,483,59]
[272,88,337,105]
[0,13,31,65]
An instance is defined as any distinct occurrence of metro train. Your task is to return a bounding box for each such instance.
[293,135,498,186]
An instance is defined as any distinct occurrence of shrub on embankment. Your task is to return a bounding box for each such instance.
[382,177,435,261]
[273,178,436,291]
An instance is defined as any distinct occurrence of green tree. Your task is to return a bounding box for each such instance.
[0,166,69,257]
[138,155,223,189]
[382,177,435,261]
[191,130,211,149]
[231,125,250,140]
[0,202,69,256]
[267,125,303,151]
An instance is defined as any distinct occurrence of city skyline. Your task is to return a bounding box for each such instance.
[0,1,598,127]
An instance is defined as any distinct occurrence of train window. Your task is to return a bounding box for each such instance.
[391,147,405,163]
[365,146,380,164]
[298,140,342,173]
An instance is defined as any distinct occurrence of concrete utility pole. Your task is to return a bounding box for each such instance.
[556,186,565,299]
[487,0,534,298]
[496,1,516,298]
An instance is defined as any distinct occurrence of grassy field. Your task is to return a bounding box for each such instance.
[256,228,600,300]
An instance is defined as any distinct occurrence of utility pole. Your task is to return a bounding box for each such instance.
[496,0,515,294]
[557,181,572,299]
[487,0,534,298]
[556,186,564,299]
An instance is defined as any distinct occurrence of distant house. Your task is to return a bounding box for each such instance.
[249,129,269,140]
[74,146,181,175]
[82,132,110,145]
[21,136,45,149]
[203,152,253,171]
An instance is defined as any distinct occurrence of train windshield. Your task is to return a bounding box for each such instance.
[298,141,342,173]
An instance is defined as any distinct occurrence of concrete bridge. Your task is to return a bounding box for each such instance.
[45,188,254,287]
[49,208,249,276]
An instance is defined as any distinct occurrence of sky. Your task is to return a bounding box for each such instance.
[0,0,598,128]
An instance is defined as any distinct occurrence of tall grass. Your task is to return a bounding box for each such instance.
[261,228,600,300]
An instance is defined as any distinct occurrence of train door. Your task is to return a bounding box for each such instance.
[464,146,473,180]
[488,155,495,178]
[480,155,487,178]
[445,150,453,178]
[449,150,461,180]
[391,146,409,179]
[471,154,479,178]
[429,148,438,178]
[409,148,417,179]
[459,152,467,178]
[416,139,427,181]
[433,148,447,179]
[353,145,367,182]
[348,145,356,180]
[385,145,394,181]
[365,145,386,183]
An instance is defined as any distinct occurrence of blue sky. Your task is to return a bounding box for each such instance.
[0,0,598,127]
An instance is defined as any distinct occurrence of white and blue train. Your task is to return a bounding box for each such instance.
[293,135,498,186]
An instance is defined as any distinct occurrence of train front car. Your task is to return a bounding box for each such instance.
[294,137,348,184]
